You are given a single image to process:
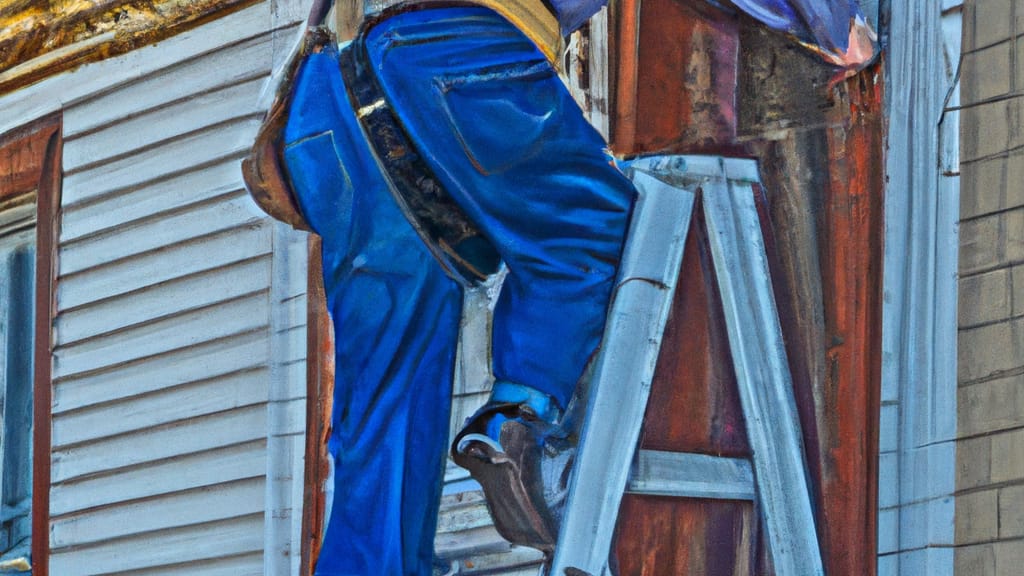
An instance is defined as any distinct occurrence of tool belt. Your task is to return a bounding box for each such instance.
[244,1,564,285]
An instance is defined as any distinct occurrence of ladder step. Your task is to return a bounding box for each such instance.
[627,450,755,501]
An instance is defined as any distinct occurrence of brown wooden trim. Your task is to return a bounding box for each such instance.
[301,235,334,576]
[0,116,57,203]
[0,113,59,575]
[608,0,641,152]
[816,66,884,576]
[22,115,60,576]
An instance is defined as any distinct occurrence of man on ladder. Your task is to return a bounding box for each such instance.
[244,1,876,574]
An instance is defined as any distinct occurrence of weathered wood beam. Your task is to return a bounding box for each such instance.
[0,0,262,95]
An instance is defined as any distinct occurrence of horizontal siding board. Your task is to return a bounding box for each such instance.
[52,367,270,448]
[54,330,268,414]
[56,257,271,346]
[60,158,245,244]
[62,29,281,139]
[61,116,261,207]
[51,404,267,484]
[63,76,267,173]
[53,292,269,379]
[58,223,272,311]
[116,552,265,576]
[60,191,264,276]
[51,477,266,548]
[48,514,265,575]
[50,440,267,517]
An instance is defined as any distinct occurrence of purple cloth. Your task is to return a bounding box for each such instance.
[550,0,875,68]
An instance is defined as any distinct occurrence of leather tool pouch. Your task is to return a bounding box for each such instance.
[241,28,338,233]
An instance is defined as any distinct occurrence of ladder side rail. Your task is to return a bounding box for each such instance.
[548,170,696,576]
[702,158,824,576]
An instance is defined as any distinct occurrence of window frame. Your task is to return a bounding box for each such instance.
[0,114,61,576]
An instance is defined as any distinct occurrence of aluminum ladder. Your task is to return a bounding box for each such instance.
[547,156,824,576]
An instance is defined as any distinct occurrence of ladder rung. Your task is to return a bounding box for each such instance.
[627,450,755,501]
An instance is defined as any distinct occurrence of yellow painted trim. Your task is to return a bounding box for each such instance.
[456,0,564,64]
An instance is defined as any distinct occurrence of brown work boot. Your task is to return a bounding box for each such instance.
[451,403,575,552]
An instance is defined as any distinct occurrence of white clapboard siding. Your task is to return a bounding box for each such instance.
[58,223,272,311]
[53,329,268,414]
[49,440,267,517]
[51,404,268,484]
[55,256,271,346]
[46,4,311,572]
[61,116,263,207]
[51,476,266,548]
[61,160,248,243]
[59,191,263,276]
[52,368,270,447]
[63,77,269,172]
[53,292,269,378]
[47,514,265,575]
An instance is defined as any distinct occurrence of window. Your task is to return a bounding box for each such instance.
[0,116,61,576]
[0,199,35,570]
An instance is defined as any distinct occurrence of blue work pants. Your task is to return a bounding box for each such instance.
[280,7,634,574]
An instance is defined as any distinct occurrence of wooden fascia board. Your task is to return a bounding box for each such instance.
[0,0,261,96]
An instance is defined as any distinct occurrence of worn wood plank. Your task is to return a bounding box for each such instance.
[0,117,53,200]
[61,160,245,243]
[62,29,282,138]
[54,292,269,379]
[301,235,331,576]
[641,206,748,456]
[50,440,267,517]
[51,476,266,548]
[61,191,264,276]
[52,367,269,448]
[63,77,267,173]
[814,68,884,576]
[613,0,740,155]
[615,496,755,576]
[0,0,266,95]
[0,2,279,138]
[48,514,265,575]
[52,404,267,483]
[61,116,261,207]
[57,257,271,346]
[58,223,271,310]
